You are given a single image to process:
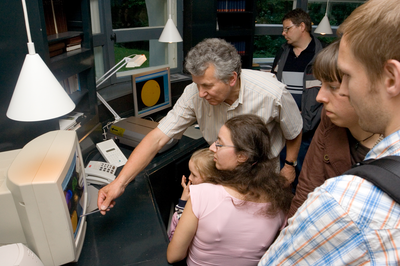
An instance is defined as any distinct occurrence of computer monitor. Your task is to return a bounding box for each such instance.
[132,67,172,118]
[0,130,88,266]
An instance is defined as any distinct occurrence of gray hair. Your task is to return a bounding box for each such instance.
[185,38,242,83]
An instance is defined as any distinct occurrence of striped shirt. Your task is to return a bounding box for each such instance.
[258,130,400,265]
[158,69,302,158]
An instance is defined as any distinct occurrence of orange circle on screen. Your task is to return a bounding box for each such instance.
[141,80,161,107]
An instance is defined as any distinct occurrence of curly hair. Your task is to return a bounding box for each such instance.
[185,38,242,83]
[207,114,293,217]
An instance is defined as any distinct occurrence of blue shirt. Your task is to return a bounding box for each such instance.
[259,130,400,265]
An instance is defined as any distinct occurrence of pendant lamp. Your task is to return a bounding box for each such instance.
[7,0,75,122]
[314,0,333,35]
[159,0,182,43]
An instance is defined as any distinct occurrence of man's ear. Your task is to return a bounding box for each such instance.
[299,22,306,32]
[384,59,400,97]
[229,72,238,87]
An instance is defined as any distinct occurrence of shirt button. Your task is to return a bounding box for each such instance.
[324,154,329,162]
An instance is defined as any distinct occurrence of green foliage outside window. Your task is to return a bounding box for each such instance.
[308,2,364,27]
[111,0,148,29]
[255,0,293,24]
[254,35,286,58]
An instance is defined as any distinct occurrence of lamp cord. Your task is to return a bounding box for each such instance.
[326,0,330,15]
[21,0,32,43]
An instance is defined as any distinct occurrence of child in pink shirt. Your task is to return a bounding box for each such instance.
[167,148,220,240]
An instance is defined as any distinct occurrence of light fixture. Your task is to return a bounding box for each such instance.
[7,0,75,122]
[314,0,333,35]
[96,54,147,122]
[158,0,182,43]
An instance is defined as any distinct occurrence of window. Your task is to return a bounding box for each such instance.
[254,0,365,65]
[90,0,183,101]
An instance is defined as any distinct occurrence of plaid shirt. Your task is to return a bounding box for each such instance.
[259,130,400,265]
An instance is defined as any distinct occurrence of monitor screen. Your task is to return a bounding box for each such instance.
[132,67,172,118]
[63,152,85,237]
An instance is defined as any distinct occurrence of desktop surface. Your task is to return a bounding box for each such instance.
[64,132,207,266]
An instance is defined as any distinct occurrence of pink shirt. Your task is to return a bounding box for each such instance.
[187,183,286,266]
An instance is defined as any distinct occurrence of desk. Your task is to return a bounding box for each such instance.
[65,132,207,266]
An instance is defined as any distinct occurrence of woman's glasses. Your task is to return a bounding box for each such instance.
[214,140,235,150]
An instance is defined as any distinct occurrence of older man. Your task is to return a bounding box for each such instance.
[98,38,302,214]
[259,0,400,265]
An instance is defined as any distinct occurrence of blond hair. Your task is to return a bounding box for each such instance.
[337,0,400,84]
[190,148,219,181]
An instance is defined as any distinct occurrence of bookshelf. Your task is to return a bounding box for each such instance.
[183,0,255,69]
[0,0,98,149]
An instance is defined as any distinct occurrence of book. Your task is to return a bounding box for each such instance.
[61,74,80,94]
[67,74,80,93]
[66,35,82,52]
[59,112,85,130]
[48,41,65,57]
[49,41,65,52]
[65,35,83,45]
[66,43,81,52]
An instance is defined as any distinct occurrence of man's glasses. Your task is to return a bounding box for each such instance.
[214,140,235,150]
[282,24,295,33]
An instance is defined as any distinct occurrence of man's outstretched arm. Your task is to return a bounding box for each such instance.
[97,127,172,214]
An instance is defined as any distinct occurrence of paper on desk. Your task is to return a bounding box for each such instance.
[79,185,100,213]
[183,125,203,139]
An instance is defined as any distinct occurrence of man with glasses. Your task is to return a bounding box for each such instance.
[272,8,324,189]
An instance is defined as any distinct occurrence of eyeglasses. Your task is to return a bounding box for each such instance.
[282,24,295,33]
[214,140,235,150]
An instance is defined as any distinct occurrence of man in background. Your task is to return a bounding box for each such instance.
[259,0,400,264]
[272,8,324,186]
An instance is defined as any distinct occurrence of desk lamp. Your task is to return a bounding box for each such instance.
[314,0,333,35]
[7,0,75,122]
[96,54,147,123]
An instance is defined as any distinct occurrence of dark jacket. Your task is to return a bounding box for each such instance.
[288,108,352,218]
[272,36,324,137]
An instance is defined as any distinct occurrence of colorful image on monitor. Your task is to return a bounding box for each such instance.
[132,67,171,118]
[62,153,84,236]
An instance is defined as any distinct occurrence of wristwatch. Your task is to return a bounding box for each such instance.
[284,160,297,167]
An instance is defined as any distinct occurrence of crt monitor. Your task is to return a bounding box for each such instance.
[0,130,88,266]
[132,67,172,118]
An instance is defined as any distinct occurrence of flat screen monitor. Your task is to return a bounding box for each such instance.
[132,67,172,118]
[0,130,88,266]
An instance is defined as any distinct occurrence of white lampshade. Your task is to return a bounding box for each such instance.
[159,17,183,43]
[314,14,333,35]
[7,53,75,122]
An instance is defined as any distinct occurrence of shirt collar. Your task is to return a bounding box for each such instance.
[366,130,400,160]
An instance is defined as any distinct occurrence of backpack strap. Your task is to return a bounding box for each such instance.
[343,156,400,205]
